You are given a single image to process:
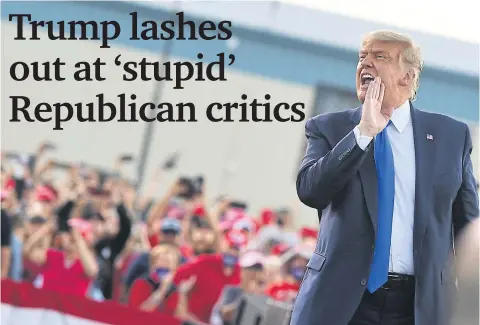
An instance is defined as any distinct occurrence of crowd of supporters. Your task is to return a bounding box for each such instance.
[0,142,318,325]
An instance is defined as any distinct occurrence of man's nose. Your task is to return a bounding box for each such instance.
[360,56,374,68]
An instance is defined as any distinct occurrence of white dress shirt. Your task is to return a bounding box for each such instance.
[353,100,416,275]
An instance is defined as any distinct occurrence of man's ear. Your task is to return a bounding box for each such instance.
[400,69,415,87]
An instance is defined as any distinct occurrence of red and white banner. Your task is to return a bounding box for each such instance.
[1,280,182,325]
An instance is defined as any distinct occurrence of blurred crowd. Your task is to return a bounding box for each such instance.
[0,142,317,325]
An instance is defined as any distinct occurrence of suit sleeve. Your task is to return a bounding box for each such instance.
[296,118,371,210]
[452,125,479,239]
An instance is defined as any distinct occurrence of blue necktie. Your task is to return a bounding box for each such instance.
[367,121,395,293]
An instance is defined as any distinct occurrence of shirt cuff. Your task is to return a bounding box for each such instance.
[353,126,373,151]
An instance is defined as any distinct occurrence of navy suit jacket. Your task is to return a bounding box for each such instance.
[290,103,479,325]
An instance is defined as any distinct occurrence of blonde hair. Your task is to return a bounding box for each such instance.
[362,30,424,101]
[150,243,181,268]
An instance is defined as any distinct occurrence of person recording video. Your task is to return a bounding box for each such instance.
[22,216,99,297]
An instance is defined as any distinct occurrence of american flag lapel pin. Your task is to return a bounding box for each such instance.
[426,134,434,140]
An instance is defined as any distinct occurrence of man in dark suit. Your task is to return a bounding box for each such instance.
[290,30,478,325]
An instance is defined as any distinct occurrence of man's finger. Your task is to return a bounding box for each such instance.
[373,77,380,99]
[372,77,379,100]
[365,80,374,100]
[376,77,382,99]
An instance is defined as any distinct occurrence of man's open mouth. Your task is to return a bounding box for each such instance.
[361,73,375,86]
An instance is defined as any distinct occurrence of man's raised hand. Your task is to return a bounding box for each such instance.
[358,77,393,137]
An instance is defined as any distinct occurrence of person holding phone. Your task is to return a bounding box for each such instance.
[88,183,132,300]
[22,217,99,297]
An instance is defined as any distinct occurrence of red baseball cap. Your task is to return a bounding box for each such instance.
[4,178,15,191]
[224,208,245,223]
[36,185,58,202]
[68,218,94,243]
[271,243,290,256]
[192,204,206,217]
[299,227,318,240]
[259,208,275,226]
[232,217,256,233]
[225,230,248,249]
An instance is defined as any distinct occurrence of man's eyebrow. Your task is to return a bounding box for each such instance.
[373,49,392,56]
[359,49,391,56]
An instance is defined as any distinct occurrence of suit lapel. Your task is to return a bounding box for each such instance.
[411,104,435,268]
[351,107,378,235]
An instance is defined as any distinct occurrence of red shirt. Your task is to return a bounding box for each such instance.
[129,276,177,315]
[129,278,155,308]
[171,254,241,323]
[265,281,300,302]
[179,244,194,260]
[39,249,92,297]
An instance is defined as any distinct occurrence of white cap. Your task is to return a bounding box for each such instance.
[239,251,265,268]
[280,244,314,265]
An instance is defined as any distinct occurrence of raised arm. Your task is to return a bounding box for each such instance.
[23,219,55,265]
[296,118,370,210]
[71,228,99,278]
[147,181,183,227]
